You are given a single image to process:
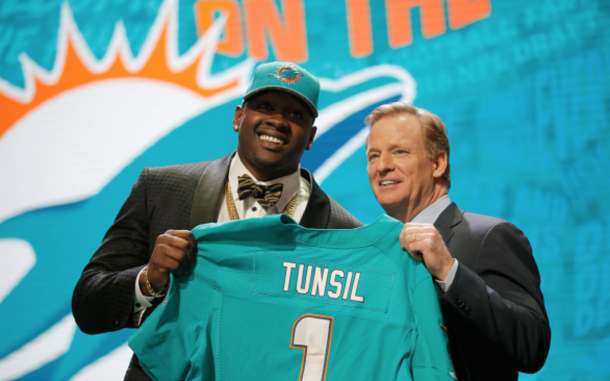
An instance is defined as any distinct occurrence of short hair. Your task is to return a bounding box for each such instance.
[365,102,451,188]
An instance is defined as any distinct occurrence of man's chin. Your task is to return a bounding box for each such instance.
[250,153,300,177]
[253,156,283,170]
[378,200,406,219]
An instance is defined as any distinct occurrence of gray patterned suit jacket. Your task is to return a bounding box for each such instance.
[72,153,362,380]
[434,203,551,381]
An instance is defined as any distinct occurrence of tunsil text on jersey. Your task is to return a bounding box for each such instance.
[282,261,365,303]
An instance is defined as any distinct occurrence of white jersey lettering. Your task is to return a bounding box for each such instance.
[282,263,364,304]
[282,261,297,291]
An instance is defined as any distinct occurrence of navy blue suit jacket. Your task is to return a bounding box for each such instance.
[434,203,550,381]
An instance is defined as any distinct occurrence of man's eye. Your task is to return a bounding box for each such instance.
[290,111,303,119]
[368,154,378,161]
[258,103,271,110]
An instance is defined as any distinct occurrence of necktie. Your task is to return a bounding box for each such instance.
[237,174,284,208]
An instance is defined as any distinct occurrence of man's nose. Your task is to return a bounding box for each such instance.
[378,153,395,172]
[265,111,290,130]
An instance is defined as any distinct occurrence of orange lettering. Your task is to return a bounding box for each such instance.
[243,0,308,62]
[447,0,491,29]
[195,0,244,56]
[346,0,373,57]
[386,0,446,48]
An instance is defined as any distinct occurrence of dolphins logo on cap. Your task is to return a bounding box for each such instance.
[268,64,302,84]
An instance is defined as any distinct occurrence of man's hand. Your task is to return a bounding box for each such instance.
[139,230,197,296]
[400,223,454,281]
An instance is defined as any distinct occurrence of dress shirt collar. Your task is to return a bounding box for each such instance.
[229,153,301,212]
[410,195,451,224]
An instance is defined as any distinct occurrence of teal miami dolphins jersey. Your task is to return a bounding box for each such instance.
[128,214,455,381]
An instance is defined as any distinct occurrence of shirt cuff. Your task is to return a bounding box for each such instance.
[434,259,459,292]
[134,267,155,315]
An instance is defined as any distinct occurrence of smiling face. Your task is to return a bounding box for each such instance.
[234,90,317,181]
[366,113,447,222]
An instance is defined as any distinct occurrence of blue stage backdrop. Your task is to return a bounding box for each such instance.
[0,0,608,379]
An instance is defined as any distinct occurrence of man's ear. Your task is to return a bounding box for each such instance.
[432,151,448,179]
[306,126,318,150]
[233,105,243,131]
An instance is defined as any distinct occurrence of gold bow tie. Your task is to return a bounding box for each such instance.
[237,174,283,208]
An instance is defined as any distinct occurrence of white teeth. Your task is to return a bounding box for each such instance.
[380,180,397,185]
[260,134,284,144]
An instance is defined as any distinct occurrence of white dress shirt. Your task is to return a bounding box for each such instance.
[133,153,312,324]
[217,153,310,223]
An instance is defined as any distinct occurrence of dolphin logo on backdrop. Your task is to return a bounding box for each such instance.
[0,0,415,379]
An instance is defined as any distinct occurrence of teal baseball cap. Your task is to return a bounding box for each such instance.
[243,62,320,118]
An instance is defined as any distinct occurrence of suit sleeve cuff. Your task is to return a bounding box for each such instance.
[434,259,459,292]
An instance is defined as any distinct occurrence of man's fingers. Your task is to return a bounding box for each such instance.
[156,243,191,275]
[149,231,197,281]
[403,222,430,228]
[401,223,455,280]
[400,226,439,265]
[166,229,196,247]
[155,234,195,263]
[401,230,432,246]
[163,230,197,260]
[411,250,424,261]
[184,233,197,260]
[399,231,424,259]
[158,233,191,252]
[403,227,438,238]
[156,251,184,275]
[165,229,192,237]
[407,238,422,253]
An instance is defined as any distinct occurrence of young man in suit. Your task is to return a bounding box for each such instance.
[365,102,551,380]
[72,62,362,381]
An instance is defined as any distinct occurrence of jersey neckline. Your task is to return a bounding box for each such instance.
[263,213,402,248]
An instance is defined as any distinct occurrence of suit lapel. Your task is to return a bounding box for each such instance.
[189,153,234,229]
[298,168,330,229]
[434,202,463,245]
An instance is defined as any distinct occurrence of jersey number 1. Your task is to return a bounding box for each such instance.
[290,314,334,381]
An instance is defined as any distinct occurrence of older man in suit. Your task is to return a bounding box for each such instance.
[72,62,362,381]
[365,102,550,380]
